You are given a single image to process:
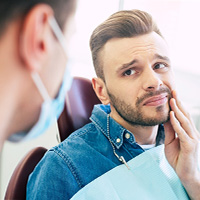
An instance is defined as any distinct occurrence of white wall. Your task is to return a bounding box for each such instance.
[174,69,200,130]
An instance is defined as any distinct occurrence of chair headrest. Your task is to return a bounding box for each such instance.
[58,77,101,141]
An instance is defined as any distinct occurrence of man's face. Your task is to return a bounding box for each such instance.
[101,32,175,127]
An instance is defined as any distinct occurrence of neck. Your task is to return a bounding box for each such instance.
[0,78,19,144]
[127,124,158,145]
[0,19,37,146]
[110,112,159,145]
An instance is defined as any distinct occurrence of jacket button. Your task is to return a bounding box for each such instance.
[116,138,121,143]
[125,133,130,139]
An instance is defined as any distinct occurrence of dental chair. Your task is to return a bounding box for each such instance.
[58,76,101,141]
[4,77,101,199]
[4,146,47,199]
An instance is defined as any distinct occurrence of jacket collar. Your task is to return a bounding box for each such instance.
[90,104,135,149]
[90,104,165,149]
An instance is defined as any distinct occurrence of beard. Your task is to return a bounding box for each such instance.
[107,87,172,127]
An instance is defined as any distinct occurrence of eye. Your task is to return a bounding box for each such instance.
[154,63,166,70]
[123,69,136,76]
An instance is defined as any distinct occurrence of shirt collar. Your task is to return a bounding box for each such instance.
[90,104,135,149]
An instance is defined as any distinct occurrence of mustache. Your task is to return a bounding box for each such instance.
[136,87,172,106]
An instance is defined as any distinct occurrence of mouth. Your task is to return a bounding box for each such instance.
[143,93,169,106]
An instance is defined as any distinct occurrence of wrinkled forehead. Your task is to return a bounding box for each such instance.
[100,32,170,71]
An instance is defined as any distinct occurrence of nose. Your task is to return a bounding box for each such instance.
[142,68,163,91]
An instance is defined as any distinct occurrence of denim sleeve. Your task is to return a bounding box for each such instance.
[26,149,80,200]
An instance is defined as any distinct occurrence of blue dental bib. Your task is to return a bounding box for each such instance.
[71,145,189,200]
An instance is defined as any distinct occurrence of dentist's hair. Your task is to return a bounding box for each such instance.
[0,0,76,37]
[90,9,163,81]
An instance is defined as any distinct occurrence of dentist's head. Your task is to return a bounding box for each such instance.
[0,0,77,150]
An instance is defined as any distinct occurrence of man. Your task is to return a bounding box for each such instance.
[0,0,77,151]
[27,10,200,199]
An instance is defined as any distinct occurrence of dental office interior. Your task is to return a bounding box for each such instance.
[1,0,200,198]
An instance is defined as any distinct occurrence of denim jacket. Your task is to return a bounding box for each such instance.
[27,104,165,200]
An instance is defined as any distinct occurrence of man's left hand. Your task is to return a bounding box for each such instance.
[164,90,200,200]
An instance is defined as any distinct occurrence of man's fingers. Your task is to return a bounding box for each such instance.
[170,98,194,137]
[172,91,189,117]
[164,120,175,145]
[170,110,190,143]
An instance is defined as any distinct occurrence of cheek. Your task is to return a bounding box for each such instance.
[163,73,176,91]
[109,86,138,104]
[123,89,139,107]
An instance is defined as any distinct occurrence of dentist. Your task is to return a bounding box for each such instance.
[0,0,77,151]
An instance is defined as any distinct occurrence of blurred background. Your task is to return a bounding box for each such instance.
[1,0,200,198]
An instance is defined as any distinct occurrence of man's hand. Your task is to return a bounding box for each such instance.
[164,90,200,200]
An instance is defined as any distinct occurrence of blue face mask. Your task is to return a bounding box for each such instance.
[8,16,72,142]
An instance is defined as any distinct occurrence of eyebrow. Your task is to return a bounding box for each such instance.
[117,59,139,73]
[117,53,171,73]
[154,53,171,63]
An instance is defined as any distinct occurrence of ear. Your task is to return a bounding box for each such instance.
[92,78,110,105]
[19,4,54,72]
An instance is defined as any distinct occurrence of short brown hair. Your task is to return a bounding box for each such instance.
[89,9,163,80]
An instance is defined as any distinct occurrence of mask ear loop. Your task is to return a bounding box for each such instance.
[47,16,70,144]
[31,72,51,101]
[48,16,68,58]
[31,71,62,143]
